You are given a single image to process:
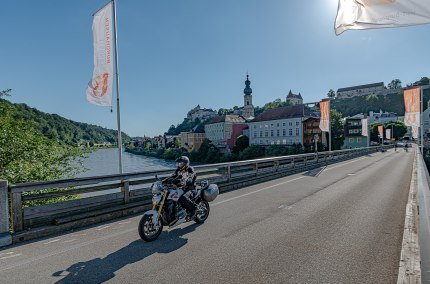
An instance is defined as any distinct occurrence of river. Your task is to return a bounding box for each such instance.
[77,148,175,178]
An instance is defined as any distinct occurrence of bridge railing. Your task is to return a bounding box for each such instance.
[0,146,391,242]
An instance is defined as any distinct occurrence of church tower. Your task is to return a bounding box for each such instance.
[242,74,255,119]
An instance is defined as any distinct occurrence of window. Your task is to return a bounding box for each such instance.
[277,123,279,127]
[296,121,299,126]
[265,131,269,137]
[296,128,299,136]
[260,131,263,137]
[349,138,354,143]
[277,129,280,136]
[283,129,286,136]
[271,124,274,127]
[283,123,286,126]
[289,122,293,126]
[254,132,257,138]
[357,138,362,143]
[254,125,257,129]
[289,129,292,136]
[283,139,287,144]
[270,130,274,137]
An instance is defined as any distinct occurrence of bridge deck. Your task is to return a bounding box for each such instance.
[0,148,414,283]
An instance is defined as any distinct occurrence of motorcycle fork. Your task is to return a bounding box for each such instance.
[155,191,168,216]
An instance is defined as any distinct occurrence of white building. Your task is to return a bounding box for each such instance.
[187,105,217,122]
[204,115,247,151]
[248,105,309,146]
[337,82,388,99]
[368,110,400,124]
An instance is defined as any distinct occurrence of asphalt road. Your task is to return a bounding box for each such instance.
[0,148,414,284]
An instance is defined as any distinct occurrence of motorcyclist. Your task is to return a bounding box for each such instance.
[163,156,197,219]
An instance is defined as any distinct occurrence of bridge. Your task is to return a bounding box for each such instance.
[0,146,429,283]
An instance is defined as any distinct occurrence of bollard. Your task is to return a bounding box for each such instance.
[0,180,12,247]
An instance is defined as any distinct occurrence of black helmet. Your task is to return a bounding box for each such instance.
[175,156,190,169]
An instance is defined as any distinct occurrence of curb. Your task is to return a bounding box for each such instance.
[397,148,421,284]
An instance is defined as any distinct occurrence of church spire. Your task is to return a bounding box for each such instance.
[244,73,252,96]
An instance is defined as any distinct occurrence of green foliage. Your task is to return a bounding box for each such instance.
[388,79,402,90]
[385,121,407,140]
[0,96,85,184]
[0,97,130,146]
[330,109,344,150]
[166,119,201,135]
[238,145,265,160]
[370,122,383,142]
[232,135,249,154]
[254,99,287,117]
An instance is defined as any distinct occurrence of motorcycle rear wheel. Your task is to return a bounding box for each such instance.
[138,214,163,242]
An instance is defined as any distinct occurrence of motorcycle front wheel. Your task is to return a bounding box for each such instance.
[138,214,163,242]
[194,200,210,223]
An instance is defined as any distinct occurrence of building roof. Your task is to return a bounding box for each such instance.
[287,90,303,99]
[206,114,246,124]
[250,105,310,123]
[337,82,384,93]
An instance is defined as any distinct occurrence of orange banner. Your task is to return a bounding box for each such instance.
[377,125,383,138]
[319,100,330,132]
[403,87,420,127]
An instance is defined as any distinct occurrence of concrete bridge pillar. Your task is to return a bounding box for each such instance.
[0,180,12,247]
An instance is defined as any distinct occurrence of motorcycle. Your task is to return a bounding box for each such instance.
[138,179,219,242]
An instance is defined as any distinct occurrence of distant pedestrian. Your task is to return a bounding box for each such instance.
[394,143,398,152]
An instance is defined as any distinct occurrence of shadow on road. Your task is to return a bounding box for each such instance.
[52,224,200,284]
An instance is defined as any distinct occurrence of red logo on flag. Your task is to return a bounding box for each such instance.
[92,73,109,98]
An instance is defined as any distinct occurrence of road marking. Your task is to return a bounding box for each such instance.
[118,221,131,225]
[212,176,306,206]
[0,228,136,272]
[43,239,61,245]
[63,239,77,243]
[96,225,110,231]
[0,254,22,260]
[0,252,14,257]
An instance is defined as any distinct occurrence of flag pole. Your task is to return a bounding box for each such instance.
[421,86,424,153]
[112,0,123,174]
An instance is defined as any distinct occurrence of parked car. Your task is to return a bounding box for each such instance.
[370,141,379,146]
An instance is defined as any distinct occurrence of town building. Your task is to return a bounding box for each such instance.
[187,105,217,122]
[204,115,247,152]
[368,110,399,124]
[233,74,255,120]
[248,105,310,146]
[286,90,303,105]
[336,82,402,99]
[179,125,205,152]
[343,114,370,149]
[302,117,326,152]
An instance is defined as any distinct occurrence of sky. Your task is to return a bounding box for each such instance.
[1,0,429,137]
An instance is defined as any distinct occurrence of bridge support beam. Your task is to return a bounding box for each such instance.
[0,180,12,247]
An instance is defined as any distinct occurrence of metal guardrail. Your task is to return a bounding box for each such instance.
[0,146,391,242]
[417,150,430,283]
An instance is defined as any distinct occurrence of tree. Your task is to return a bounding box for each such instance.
[413,77,430,86]
[388,79,402,90]
[330,109,344,150]
[327,89,336,99]
[238,145,265,160]
[232,135,249,154]
[385,121,407,140]
[370,122,383,142]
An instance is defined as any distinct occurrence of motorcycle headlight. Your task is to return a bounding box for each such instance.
[151,181,163,194]
[152,194,162,205]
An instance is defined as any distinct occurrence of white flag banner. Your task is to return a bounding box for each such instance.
[386,128,391,140]
[86,2,114,106]
[335,0,430,35]
[412,126,419,139]
[361,118,368,137]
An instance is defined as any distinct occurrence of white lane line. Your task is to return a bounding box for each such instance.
[0,254,22,260]
[118,221,131,225]
[0,228,135,272]
[212,154,382,207]
[212,176,306,206]
[43,239,61,245]
[0,252,14,257]
[96,225,110,231]
[63,239,77,243]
